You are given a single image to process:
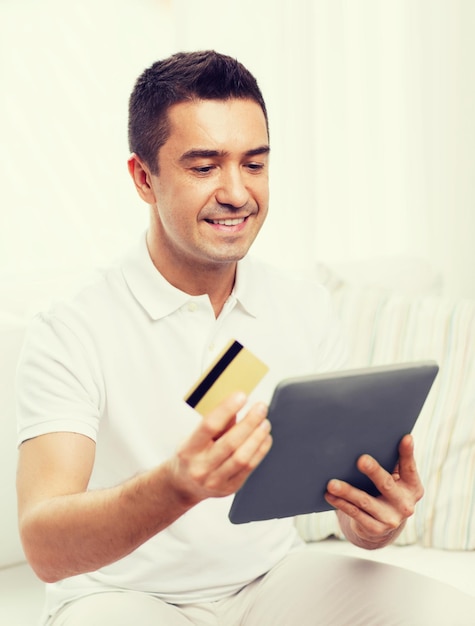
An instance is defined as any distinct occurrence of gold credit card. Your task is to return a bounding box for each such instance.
[184,340,269,416]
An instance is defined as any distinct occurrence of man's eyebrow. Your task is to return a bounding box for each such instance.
[179,145,270,163]
[179,149,226,162]
[245,145,270,157]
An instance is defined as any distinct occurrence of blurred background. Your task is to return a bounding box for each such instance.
[1,0,474,298]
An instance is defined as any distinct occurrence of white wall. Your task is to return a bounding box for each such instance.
[1,0,474,297]
[310,0,475,299]
[0,0,174,273]
[173,0,475,298]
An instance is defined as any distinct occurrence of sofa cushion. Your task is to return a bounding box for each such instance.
[314,256,443,297]
[296,277,475,550]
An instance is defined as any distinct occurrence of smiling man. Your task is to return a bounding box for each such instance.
[16,50,475,625]
[129,97,270,314]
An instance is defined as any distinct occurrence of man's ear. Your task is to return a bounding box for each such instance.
[127,154,157,204]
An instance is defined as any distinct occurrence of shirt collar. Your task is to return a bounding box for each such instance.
[121,233,261,321]
[232,256,260,318]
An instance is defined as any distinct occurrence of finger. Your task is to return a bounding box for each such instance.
[186,392,248,453]
[324,486,390,535]
[325,479,402,531]
[325,493,395,540]
[218,430,273,494]
[392,461,400,477]
[397,434,421,486]
[196,421,272,496]
[216,417,272,480]
[210,402,269,467]
[212,418,236,441]
[245,429,273,472]
[356,454,399,500]
[216,400,268,444]
[326,478,380,519]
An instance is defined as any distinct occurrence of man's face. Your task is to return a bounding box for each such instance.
[137,98,269,282]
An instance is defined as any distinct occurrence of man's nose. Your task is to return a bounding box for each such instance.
[215,167,250,208]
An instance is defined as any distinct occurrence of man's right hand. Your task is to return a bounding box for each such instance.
[17,392,271,583]
[166,392,272,505]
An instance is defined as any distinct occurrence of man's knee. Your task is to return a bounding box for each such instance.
[46,591,189,626]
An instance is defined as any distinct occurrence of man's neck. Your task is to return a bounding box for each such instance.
[176,264,236,318]
[146,237,237,318]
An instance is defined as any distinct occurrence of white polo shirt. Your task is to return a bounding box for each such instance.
[16,234,346,619]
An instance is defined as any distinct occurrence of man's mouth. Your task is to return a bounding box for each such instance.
[205,217,247,226]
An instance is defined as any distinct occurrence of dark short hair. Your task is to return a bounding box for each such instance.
[128,50,268,174]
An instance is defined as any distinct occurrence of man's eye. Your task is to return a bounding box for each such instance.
[192,165,214,174]
[246,162,265,172]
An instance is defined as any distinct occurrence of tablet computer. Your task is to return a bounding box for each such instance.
[228,361,438,524]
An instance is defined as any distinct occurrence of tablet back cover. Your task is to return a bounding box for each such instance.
[229,361,438,524]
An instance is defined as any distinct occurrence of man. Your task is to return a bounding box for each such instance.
[16,50,475,625]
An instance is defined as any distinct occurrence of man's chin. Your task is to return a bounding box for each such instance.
[213,246,253,265]
[202,240,255,264]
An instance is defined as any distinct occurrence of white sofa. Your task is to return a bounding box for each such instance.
[1,259,474,625]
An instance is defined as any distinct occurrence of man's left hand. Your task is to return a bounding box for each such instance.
[324,434,424,549]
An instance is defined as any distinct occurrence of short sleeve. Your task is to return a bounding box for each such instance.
[16,311,104,446]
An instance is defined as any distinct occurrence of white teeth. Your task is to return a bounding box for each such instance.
[211,218,245,226]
